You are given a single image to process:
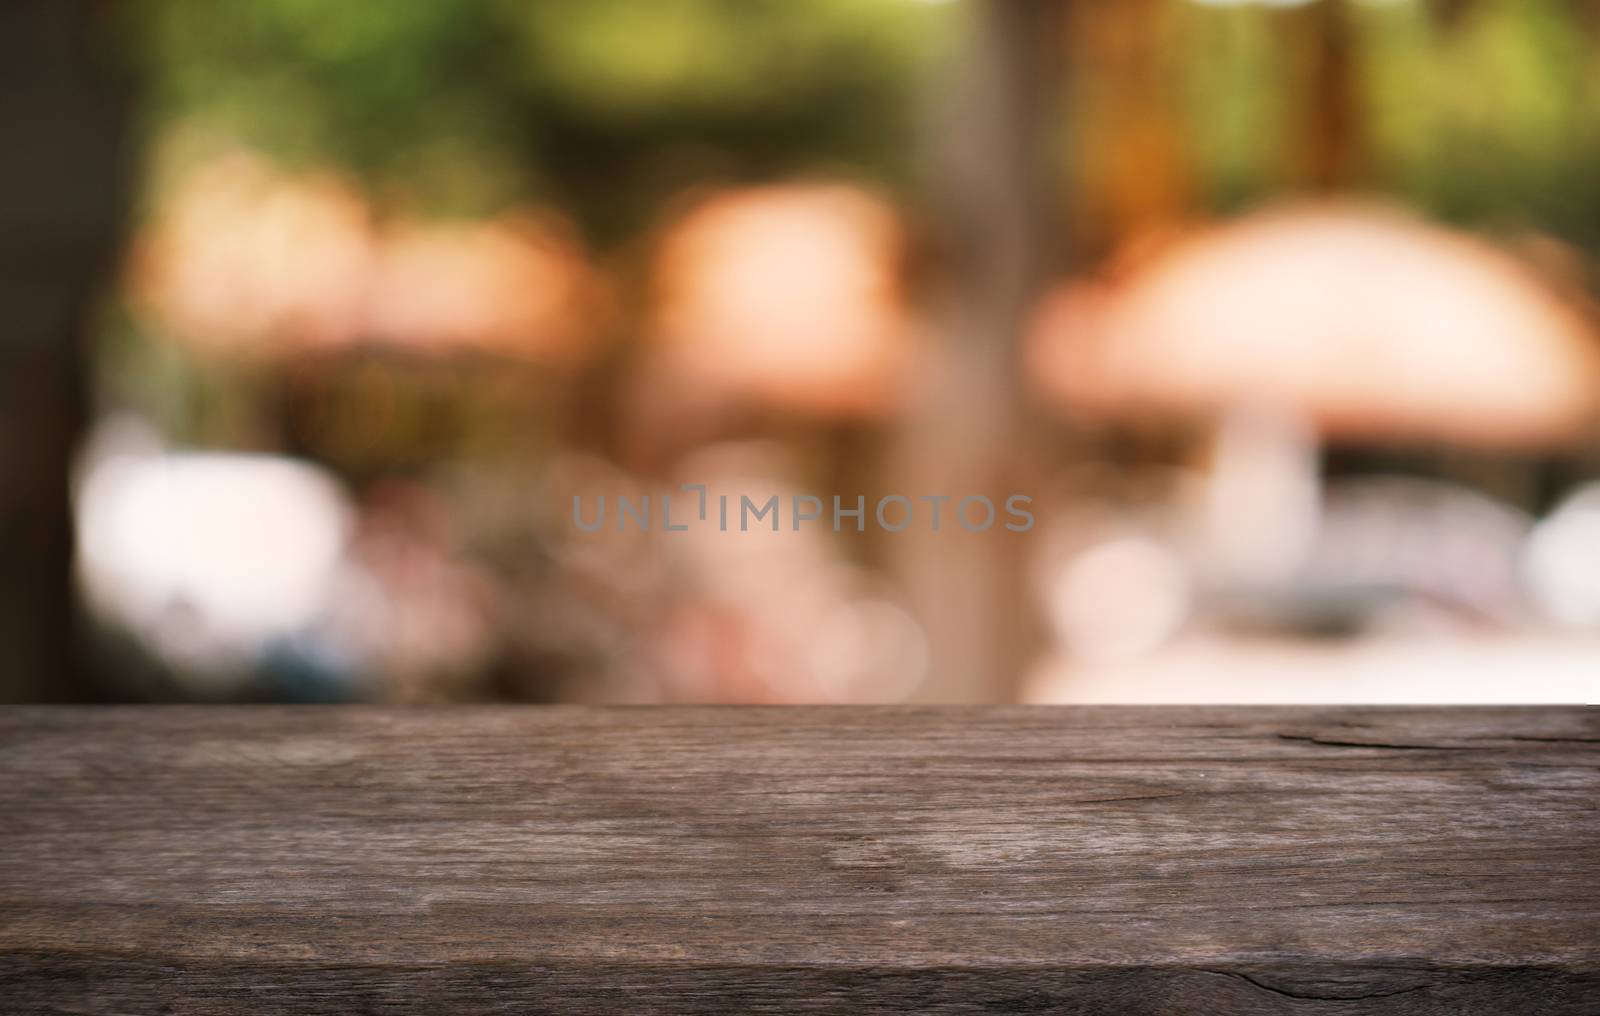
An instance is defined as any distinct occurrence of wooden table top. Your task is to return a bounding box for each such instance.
[1,706,1596,1013]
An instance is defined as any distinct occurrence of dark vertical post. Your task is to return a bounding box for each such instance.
[1300,0,1360,191]
[0,2,127,701]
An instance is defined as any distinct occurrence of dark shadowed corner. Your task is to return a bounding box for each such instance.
[0,1,128,702]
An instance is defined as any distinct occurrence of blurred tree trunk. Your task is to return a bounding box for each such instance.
[1072,0,1192,255]
[0,2,127,702]
[1298,0,1361,191]
[895,0,1064,703]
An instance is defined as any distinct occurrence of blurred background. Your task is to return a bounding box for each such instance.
[7,0,1600,704]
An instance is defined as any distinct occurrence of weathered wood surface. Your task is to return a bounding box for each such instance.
[1,706,1596,1014]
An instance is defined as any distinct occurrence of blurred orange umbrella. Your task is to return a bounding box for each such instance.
[365,214,594,364]
[649,184,911,417]
[134,152,596,364]
[133,154,371,352]
[1027,204,1600,448]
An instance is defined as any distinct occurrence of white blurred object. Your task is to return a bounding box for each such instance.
[1525,483,1600,629]
[1025,635,1600,705]
[76,434,351,677]
[1203,406,1320,585]
[1047,535,1191,664]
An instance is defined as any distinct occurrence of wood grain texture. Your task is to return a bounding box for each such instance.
[0,706,1596,1014]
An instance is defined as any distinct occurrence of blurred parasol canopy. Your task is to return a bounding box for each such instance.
[649,184,911,418]
[132,154,597,363]
[1027,204,1600,449]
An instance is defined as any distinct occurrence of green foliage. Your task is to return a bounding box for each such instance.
[1174,3,1299,211]
[126,0,948,237]
[1172,0,1600,247]
[1362,0,1600,245]
[124,0,1600,248]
